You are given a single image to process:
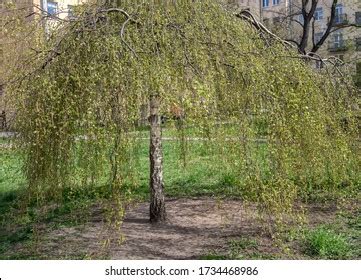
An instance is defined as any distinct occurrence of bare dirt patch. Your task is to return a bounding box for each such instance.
[9,198,339,260]
[110,198,263,259]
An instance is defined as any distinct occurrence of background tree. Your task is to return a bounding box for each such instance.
[254,0,360,56]
[295,0,339,54]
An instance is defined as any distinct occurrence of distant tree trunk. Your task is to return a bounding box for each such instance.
[0,110,6,130]
[149,94,166,223]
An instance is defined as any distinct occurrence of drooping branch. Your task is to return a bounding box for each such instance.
[3,4,140,89]
[235,10,295,49]
[235,9,349,79]
[97,7,139,57]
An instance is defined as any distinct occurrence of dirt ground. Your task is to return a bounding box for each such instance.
[20,198,338,260]
[111,198,262,259]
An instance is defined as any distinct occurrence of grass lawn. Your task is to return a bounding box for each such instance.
[0,140,25,217]
[0,132,359,260]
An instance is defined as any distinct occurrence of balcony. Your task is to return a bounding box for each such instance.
[328,40,348,52]
[329,14,348,26]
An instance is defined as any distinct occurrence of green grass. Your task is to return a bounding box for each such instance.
[123,139,255,200]
[0,137,248,259]
[0,132,360,260]
[228,238,259,259]
[303,227,352,259]
[0,148,24,193]
[0,134,358,210]
[200,237,278,260]
[0,146,26,252]
[0,127,358,203]
[0,137,240,199]
[201,220,360,260]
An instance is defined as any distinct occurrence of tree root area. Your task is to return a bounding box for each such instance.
[3,198,341,260]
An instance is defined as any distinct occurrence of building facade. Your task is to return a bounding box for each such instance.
[32,0,84,19]
[233,0,361,67]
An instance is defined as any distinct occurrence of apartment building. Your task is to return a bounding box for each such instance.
[233,1,361,67]
[39,0,88,20]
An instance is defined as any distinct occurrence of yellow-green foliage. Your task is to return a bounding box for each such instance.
[8,0,359,224]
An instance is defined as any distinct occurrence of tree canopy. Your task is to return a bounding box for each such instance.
[7,0,359,228]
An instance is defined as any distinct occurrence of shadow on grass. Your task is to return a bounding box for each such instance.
[0,188,33,259]
[0,183,112,259]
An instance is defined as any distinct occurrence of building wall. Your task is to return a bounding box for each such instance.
[287,1,361,61]
[233,0,361,68]
[40,0,86,19]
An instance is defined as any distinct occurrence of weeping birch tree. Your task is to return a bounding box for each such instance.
[6,0,359,226]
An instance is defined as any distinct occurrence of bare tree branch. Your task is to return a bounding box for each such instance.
[311,0,338,53]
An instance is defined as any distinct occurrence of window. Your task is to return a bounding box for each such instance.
[355,12,361,25]
[335,4,343,16]
[47,2,58,16]
[263,0,269,8]
[329,32,346,51]
[273,0,280,5]
[335,4,344,24]
[334,32,343,48]
[314,7,323,20]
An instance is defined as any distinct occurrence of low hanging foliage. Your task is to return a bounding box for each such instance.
[8,0,360,229]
